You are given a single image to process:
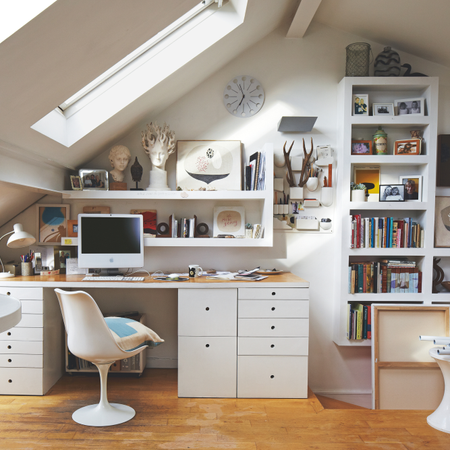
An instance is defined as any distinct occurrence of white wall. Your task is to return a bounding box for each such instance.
[3,20,450,402]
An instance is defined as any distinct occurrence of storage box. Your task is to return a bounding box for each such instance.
[4,263,20,276]
[296,218,319,231]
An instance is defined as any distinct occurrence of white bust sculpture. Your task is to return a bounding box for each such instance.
[108,145,131,183]
[141,122,176,191]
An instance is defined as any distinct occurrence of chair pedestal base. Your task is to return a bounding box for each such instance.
[73,403,135,427]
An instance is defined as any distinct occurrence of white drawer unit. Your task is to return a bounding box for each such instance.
[0,287,63,395]
[238,337,308,356]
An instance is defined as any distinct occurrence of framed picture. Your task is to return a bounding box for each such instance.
[394,138,421,155]
[373,103,394,116]
[70,175,82,190]
[354,166,380,200]
[437,135,450,187]
[213,206,245,237]
[36,204,70,244]
[131,209,157,236]
[352,94,368,116]
[67,219,78,237]
[351,140,372,155]
[435,197,450,247]
[399,175,422,201]
[379,184,405,202]
[79,169,108,190]
[176,140,241,191]
[394,98,425,116]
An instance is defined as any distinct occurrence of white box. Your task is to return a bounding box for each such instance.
[296,218,319,230]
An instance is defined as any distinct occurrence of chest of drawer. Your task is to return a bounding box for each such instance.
[0,341,42,355]
[0,288,43,300]
[21,301,43,314]
[0,327,43,341]
[0,368,43,395]
[238,337,308,356]
[0,354,43,368]
[238,300,308,318]
[238,288,308,300]
[238,318,309,337]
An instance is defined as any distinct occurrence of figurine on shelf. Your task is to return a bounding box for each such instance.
[130,157,143,191]
[108,145,131,190]
[141,122,176,191]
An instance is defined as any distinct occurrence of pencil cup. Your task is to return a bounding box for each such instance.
[290,187,303,200]
[273,204,280,215]
[282,204,289,215]
[21,262,32,276]
[306,177,319,191]
[321,187,333,207]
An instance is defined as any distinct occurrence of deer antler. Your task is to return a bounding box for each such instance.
[283,141,296,187]
[299,138,313,187]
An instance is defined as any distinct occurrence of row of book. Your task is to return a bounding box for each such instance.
[348,260,422,293]
[347,303,371,340]
[245,150,266,190]
[350,215,424,249]
[170,215,196,238]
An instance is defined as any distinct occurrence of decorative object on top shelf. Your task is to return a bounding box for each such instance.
[351,140,372,155]
[108,145,131,191]
[437,135,450,187]
[130,157,143,191]
[345,42,371,77]
[399,175,422,201]
[374,46,401,77]
[433,258,445,293]
[213,206,245,238]
[372,103,394,116]
[70,175,82,190]
[394,138,421,155]
[350,182,366,202]
[435,197,450,248]
[141,122,176,191]
[79,169,108,190]
[373,126,388,155]
[36,204,70,244]
[379,184,405,202]
[223,75,264,117]
[394,97,425,116]
[177,140,241,191]
[352,94,368,116]
[401,63,427,77]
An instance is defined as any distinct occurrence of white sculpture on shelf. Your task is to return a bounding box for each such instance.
[141,122,176,191]
[108,145,131,183]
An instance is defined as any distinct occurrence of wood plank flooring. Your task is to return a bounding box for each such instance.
[1,368,449,449]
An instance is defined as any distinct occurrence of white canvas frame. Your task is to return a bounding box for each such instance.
[213,206,245,237]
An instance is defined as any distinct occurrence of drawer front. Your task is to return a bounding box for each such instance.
[0,341,43,355]
[238,288,308,300]
[238,356,308,398]
[238,318,309,337]
[238,300,309,318]
[238,337,308,356]
[0,327,43,341]
[0,288,43,300]
[0,354,43,368]
[0,368,43,395]
[16,314,43,328]
[178,336,237,398]
[21,300,43,314]
[178,289,237,336]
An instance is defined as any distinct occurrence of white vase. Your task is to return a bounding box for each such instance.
[351,189,366,202]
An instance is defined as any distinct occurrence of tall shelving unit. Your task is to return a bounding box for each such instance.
[334,77,440,346]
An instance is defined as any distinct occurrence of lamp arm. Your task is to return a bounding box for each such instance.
[0,231,14,273]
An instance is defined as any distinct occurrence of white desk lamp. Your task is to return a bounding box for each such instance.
[0,224,36,278]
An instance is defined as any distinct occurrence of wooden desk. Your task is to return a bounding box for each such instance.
[0,273,309,398]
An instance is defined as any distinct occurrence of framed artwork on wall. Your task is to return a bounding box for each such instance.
[435,197,450,248]
[213,206,245,237]
[437,135,450,187]
[176,140,241,191]
[36,204,70,244]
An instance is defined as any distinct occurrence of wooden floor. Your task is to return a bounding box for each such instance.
[1,369,450,449]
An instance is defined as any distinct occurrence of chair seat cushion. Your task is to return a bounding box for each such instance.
[105,317,164,351]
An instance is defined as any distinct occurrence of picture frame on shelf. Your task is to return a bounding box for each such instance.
[351,140,372,155]
[394,97,425,116]
[36,204,70,244]
[213,206,245,237]
[130,209,157,237]
[394,138,421,155]
[379,184,405,202]
[435,197,450,247]
[67,219,78,237]
[372,103,394,116]
[354,166,380,201]
[437,135,450,187]
[399,175,422,201]
[176,140,241,191]
[79,169,108,190]
[70,175,82,190]
[352,94,369,116]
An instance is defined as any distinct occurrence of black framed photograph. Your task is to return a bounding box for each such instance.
[399,175,422,201]
[373,103,394,116]
[79,169,109,190]
[379,184,405,202]
[394,98,425,116]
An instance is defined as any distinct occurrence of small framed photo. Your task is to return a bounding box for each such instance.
[79,169,108,190]
[70,175,82,190]
[379,184,405,202]
[394,98,425,116]
[394,138,421,155]
[67,219,78,237]
[213,206,245,237]
[353,94,369,116]
[399,175,422,201]
[373,103,394,116]
[36,204,71,244]
[351,140,372,155]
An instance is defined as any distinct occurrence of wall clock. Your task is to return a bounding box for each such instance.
[223,75,265,118]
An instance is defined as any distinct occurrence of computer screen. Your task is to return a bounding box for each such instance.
[78,214,144,271]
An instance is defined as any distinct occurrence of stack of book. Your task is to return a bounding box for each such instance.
[245,150,266,190]
[347,303,371,340]
[350,215,424,249]
[348,259,421,294]
[171,215,196,238]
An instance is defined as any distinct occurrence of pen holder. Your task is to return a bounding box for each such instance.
[290,187,303,200]
[306,177,319,192]
[321,187,333,207]
[21,262,32,277]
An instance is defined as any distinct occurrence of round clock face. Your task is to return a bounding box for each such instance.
[223,76,265,118]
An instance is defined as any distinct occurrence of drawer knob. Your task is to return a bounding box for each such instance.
[8,379,12,383]
[8,359,12,363]
[271,307,276,311]
[272,292,276,296]
[205,344,210,348]
[7,345,11,350]
[270,375,275,379]
[271,326,275,330]
[205,307,210,311]
[7,292,11,296]
[271,344,275,348]
[7,332,11,336]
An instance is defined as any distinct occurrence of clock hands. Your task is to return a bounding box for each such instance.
[237,83,245,107]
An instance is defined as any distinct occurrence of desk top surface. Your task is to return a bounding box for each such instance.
[0,272,309,289]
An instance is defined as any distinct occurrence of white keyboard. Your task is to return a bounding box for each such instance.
[82,276,145,281]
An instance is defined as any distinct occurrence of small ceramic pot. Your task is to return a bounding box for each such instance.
[351,189,366,202]
[306,177,319,191]
[290,187,303,200]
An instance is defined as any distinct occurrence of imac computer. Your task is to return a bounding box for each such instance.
[78,214,144,275]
